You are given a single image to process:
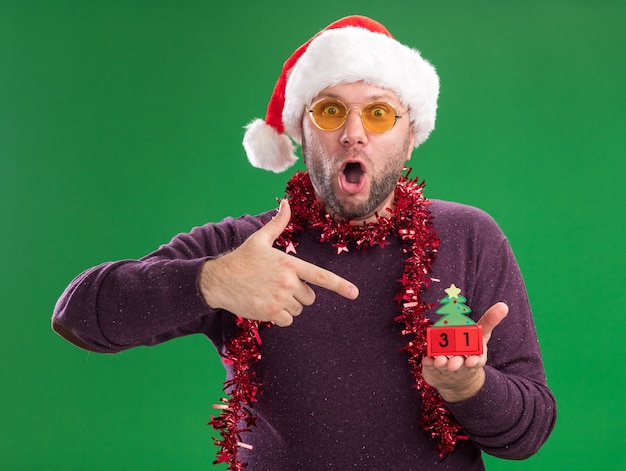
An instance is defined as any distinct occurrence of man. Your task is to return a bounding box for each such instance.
[53,15,556,470]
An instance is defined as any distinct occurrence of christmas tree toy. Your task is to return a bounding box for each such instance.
[426,284,483,357]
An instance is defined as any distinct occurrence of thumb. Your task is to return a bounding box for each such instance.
[257,198,292,244]
[477,302,509,341]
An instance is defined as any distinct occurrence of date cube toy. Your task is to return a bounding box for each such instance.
[426,284,483,357]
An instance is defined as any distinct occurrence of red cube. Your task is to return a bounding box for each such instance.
[426,325,483,357]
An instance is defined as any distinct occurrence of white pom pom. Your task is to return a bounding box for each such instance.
[243,119,298,173]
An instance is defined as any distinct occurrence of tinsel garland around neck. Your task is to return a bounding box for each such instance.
[209,169,467,470]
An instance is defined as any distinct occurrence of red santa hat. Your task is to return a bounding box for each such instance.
[243,15,440,173]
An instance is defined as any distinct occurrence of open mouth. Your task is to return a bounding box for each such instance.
[339,161,366,194]
[344,162,364,184]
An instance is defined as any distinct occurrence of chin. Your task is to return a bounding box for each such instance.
[331,197,382,221]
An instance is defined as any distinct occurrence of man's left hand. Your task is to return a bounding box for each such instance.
[421,302,509,403]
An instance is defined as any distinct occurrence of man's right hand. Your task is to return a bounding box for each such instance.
[199,199,359,326]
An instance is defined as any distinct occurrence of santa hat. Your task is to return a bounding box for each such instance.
[243,15,440,173]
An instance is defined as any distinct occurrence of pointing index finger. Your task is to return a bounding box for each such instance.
[295,258,359,300]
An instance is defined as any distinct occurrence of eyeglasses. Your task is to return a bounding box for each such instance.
[305,99,404,134]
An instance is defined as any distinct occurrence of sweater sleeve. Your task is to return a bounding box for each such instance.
[429,201,557,459]
[52,212,272,353]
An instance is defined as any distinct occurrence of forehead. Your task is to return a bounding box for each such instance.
[313,82,402,105]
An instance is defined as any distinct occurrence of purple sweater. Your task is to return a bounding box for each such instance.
[53,200,556,470]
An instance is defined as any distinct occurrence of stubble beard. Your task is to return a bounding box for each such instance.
[301,135,411,220]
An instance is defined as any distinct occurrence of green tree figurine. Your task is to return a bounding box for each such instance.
[433,284,475,327]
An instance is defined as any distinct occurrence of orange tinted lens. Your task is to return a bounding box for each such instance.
[311,99,347,130]
[361,102,397,133]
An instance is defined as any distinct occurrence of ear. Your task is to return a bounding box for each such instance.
[300,120,310,167]
[406,130,415,161]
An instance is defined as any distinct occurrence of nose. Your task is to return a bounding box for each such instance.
[340,107,368,147]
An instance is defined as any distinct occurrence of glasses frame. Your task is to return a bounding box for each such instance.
[305,99,404,134]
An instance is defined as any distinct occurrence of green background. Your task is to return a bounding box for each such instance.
[1,0,624,469]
